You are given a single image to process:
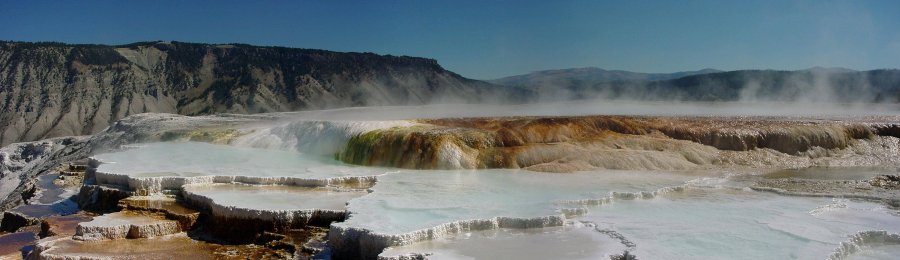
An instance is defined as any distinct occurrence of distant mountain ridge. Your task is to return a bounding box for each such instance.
[800,66,858,74]
[0,41,526,145]
[489,67,722,86]
[490,66,900,103]
[2,40,898,146]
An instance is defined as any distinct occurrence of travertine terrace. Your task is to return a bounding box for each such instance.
[1,111,898,259]
[6,4,900,258]
[339,115,900,172]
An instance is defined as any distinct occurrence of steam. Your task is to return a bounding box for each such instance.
[263,100,900,121]
[484,67,900,117]
[735,68,876,104]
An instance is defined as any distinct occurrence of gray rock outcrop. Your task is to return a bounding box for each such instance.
[0,41,524,146]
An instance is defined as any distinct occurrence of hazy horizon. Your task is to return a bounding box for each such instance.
[2,39,896,81]
[2,0,899,79]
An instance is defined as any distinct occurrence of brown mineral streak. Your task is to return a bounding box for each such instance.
[335,116,900,172]
[424,116,894,151]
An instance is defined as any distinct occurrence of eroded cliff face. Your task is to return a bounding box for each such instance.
[0,41,519,146]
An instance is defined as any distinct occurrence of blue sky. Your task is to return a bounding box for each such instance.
[1,0,899,79]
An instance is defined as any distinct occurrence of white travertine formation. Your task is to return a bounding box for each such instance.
[329,214,566,260]
[73,212,180,241]
[94,171,377,195]
[748,186,889,201]
[327,169,697,259]
[75,135,900,259]
[561,186,689,207]
[181,184,361,227]
[575,188,900,259]
[32,232,265,260]
[828,230,900,260]
[232,120,418,155]
[378,223,626,260]
[1,137,87,211]
[90,142,383,194]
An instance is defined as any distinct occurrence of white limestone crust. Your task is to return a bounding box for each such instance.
[180,186,347,226]
[828,230,900,260]
[328,214,566,259]
[73,212,180,241]
[92,170,378,195]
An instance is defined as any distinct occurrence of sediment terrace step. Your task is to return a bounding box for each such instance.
[89,142,381,194]
[333,116,900,172]
[829,230,900,259]
[76,185,132,211]
[378,224,626,260]
[59,171,82,177]
[33,232,294,259]
[40,213,94,238]
[181,183,362,243]
[329,215,567,260]
[118,196,200,230]
[73,211,180,241]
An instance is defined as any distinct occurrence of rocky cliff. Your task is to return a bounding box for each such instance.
[0,41,521,146]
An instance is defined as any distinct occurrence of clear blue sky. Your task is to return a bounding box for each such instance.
[2,0,899,79]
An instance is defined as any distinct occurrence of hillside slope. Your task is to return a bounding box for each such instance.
[0,41,523,145]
